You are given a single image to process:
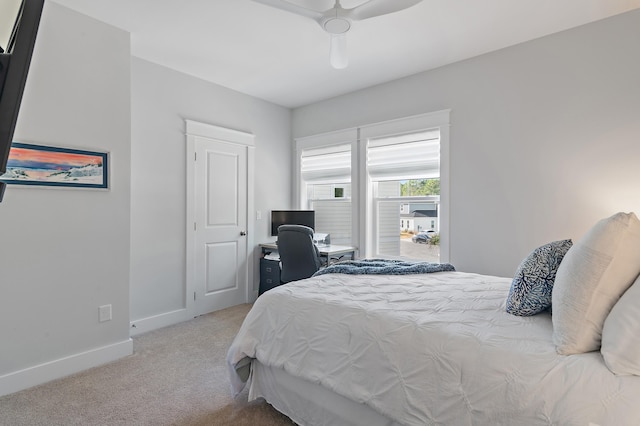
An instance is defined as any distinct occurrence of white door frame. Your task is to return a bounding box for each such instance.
[185,119,255,317]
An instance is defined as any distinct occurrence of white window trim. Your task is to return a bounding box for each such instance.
[295,128,357,204]
[359,110,450,261]
[294,109,450,262]
[295,128,358,254]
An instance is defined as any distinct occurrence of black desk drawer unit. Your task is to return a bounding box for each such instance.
[259,258,281,295]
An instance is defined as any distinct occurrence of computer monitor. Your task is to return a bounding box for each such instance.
[271,210,315,236]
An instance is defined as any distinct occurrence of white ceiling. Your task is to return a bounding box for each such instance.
[50,0,640,108]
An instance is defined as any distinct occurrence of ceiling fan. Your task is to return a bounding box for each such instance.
[252,0,424,69]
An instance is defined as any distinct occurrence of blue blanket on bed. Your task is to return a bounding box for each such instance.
[312,258,455,277]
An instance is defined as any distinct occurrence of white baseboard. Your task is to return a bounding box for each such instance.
[0,338,133,397]
[129,308,191,337]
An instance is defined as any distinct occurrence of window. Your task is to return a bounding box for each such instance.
[367,131,441,261]
[298,139,354,246]
[295,110,450,261]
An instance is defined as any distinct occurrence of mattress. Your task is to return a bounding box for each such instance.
[227,271,640,425]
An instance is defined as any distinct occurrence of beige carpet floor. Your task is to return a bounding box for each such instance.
[0,303,296,426]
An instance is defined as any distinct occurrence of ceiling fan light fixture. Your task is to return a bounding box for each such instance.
[323,17,350,34]
[330,34,348,69]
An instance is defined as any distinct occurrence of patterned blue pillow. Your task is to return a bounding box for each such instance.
[506,239,573,316]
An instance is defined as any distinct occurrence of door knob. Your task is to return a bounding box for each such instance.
[240,231,247,236]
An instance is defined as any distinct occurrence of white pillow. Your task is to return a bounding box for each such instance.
[552,212,640,355]
[601,274,640,375]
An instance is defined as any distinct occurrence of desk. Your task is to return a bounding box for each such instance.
[258,242,357,295]
[259,242,357,265]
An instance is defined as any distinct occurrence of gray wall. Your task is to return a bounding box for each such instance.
[130,58,291,327]
[293,10,640,278]
[0,2,131,394]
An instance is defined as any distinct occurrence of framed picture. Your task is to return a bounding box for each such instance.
[0,142,108,188]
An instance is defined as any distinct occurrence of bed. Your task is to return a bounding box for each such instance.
[227,213,640,426]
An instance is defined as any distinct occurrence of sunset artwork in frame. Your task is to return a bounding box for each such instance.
[0,142,108,189]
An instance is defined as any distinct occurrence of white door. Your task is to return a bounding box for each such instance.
[193,136,248,315]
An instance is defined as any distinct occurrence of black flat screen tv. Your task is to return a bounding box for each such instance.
[271,210,315,236]
[0,0,45,202]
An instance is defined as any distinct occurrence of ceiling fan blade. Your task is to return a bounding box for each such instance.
[252,0,323,21]
[329,34,348,69]
[348,0,423,21]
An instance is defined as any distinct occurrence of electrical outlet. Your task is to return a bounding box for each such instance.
[256,210,262,220]
[99,304,112,322]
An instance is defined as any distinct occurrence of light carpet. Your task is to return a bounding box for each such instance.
[0,303,296,425]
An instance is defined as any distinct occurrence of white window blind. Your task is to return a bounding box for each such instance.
[311,200,352,245]
[376,201,402,256]
[300,144,351,183]
[367,130,440,181]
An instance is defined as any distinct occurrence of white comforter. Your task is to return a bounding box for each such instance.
[227,271,640,425]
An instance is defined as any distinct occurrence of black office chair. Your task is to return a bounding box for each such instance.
[277,224,322,283]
